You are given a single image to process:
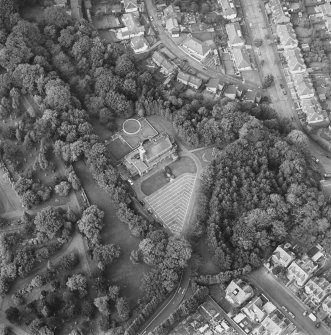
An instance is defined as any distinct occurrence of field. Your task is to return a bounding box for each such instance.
[74,161,149,306]
[108,137,132,161]
[0,172,21,214]
[145,173,196,234]
[141,156,197,196]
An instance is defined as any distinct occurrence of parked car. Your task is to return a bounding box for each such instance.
[288,312,295,319]
[128,179,134,186]
[280,83,284,89]
[281,306,288,312]
[324,173,331,178]
[139,200,145,206]
[283,89,287,95]
[315,321,321,328]
[312,156,319,163]
[303,310,308,316]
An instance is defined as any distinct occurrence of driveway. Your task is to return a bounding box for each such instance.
[248,267,330,335]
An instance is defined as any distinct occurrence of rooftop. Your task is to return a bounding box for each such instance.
[232,47,251,70]
[276,23,298,48]
[182,34,211,57]
[226,22,244,46]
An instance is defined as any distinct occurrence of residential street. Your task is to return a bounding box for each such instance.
[144,0,260,90]
[248,268,331,335]
[138,267,191,335]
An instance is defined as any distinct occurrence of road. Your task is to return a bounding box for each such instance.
[138,267,191,335]
[144,0,260,90]
[248,268,330,335]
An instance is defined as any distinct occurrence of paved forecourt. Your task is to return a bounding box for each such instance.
[145,173,196,234]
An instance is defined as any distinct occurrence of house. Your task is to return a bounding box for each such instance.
[151,51,175,75]
[232,47,252,72]
[300,97,329,127]
[284,48,306,74]
[253,310,292,335]
[116,13,145,40]
[269,0,290,24]
[226,23,244,48]
[188,76,202,90]
[122,0,138,13]
[287,257,319,287]
[131,36,149,53]
[307,245,327,264]
[322,295,331,315]
[304,277,331,305]
[270,244,296,268]
[206,78,219,93]
[276,23,298,49]
[54,0,67,7]
[165,17,180,37]
[176,71,202,89]
[244,90,257,103]
[293,74,315,99]
[181,34,212,61]
[177,71,190,85]
[224,85,237,100]
[242,296,272,324]
[225,279,254,307]
[218,0,237,20]
[163,4,181,20]
[70,0,83,20]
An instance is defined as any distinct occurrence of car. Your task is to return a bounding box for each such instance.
[280,83,284,89]
[128,179,134,186]
[312,156,319,163]
[303,310,308,316]
[288,312,295,319]
[281,306,288,312]
[283,89,287,95]
[325,173,331,178]
[315,321,321,328]
[147,208,153,214]
[202,66,207,70]
[139,200,145,206]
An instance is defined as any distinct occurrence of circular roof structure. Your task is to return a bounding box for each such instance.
[122,119,141,135]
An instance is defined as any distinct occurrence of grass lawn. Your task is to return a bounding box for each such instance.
[108,138,132,161]
[140,156,197,196]
[0,172,22,214]
[74,161,149,306]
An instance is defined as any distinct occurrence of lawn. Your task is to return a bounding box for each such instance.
[74,161,149,306]
[140,156,197,196]
[0,172,21,214]
[108,137,132,161]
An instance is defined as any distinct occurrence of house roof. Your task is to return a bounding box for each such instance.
[152,51,165,66]
[206,78,219,89]
[319,1,331,17]
[122,13,145,34]
[232,47,251,69]
[276,23,298,48]
[226,279,253,306]
[123,0,138,11]
[226,22,244,46]
[218,0,237,18]
[70,0,83,20]
[293,74,314,97]
[244,90,257,102]
[131,36,149,50]
[224,84,237,95]
[177,71,190,83]
[163,4,180,18]
[188,75,202,88]
[182,34,211,57]
[272,245,295,266]
[165,17,179,33]
[300,97,326,124]
[284,48,306,72]
[269,0,290,24]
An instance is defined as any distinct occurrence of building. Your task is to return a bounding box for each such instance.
[124,134,177,176]
[304,277,331,305]
[322,295,331,314]
[122,0,138,13]
[165,17,180,37]
[232,47,252,72]
[116,13,145,40]
[181,34,212,61]
[253,309,292,335]
[244,90,257,103]
[151,51,175,75]
[224,84,237,99]
[131,36,149,53]
[225,279,254,307]
[307,244,327,264]
[287,257,319,287]
[284,48,306,74]
[218,0,237,20]
[54,0,67,7]
[292,74,314,99]
[269,0,290,24]
[300,97,329,127]
[226,22,244,48]
[70,0,83,20]
[270,244,296,269]
[206,78,220,93]
[276,23,298,49]
[163,4,181,20]
[177,71,202,89]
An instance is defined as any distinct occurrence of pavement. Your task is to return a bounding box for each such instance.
[247,268,331,335]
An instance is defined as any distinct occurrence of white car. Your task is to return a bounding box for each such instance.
[289,312,295,319]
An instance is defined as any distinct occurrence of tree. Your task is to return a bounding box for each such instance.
[254,39,263,47]
[93,244,120,270]
[34,207,64,239]
[44,79,71,111]
[286,129,309,151]
[108,285,120,301]
[262,74,274,88]
[0,325,9,335]
[43,7,72,28]
[5,306,20,324]
[66,274,87,297]
[115,54,134,77]
[55,181,71,197]
[94,295,110,316]
[116,297,130,321]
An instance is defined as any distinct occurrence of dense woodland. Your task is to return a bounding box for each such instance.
[0,0,331,334]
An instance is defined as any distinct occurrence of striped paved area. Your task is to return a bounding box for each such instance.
[145,173,196,234]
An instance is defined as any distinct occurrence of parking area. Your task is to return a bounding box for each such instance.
[145,173,196,234]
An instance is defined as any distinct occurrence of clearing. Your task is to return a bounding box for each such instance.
[0,172,21,214]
